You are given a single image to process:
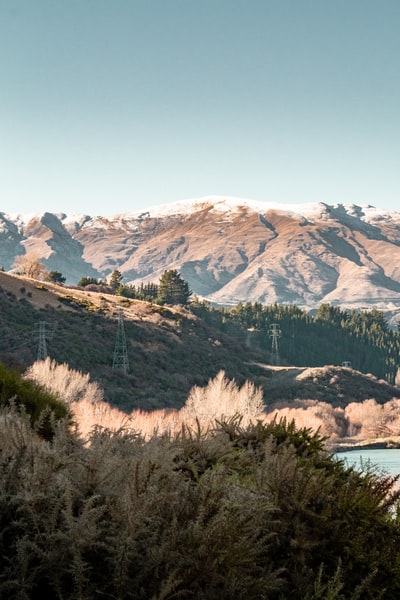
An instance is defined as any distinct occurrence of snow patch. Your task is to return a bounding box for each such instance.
[4,198,400,229]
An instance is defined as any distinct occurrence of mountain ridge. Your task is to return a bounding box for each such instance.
[2,197,400,319]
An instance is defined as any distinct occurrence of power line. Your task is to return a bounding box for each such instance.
[112,308,129,374]
[269,323,281,366]
[0,323,56,359]
[4,340,31,353]
[36,321,49,361]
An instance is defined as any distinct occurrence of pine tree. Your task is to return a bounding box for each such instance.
[77,276,99,287]
[45,270,66,284]
[395,367,400,387]
[157,270,192,305]
[109,269,123,292]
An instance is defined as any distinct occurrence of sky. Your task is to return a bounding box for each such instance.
[1,0,400,216]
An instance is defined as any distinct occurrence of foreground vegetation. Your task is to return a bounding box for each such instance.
[2,400,400,600]
[0,363,69,439]
[0,360,399,598]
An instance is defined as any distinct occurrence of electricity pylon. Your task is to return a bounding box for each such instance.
[36,321,48,361]
[112,308,129,374]
[269,323,281,365]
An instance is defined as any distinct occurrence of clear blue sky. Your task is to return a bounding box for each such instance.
[1,0,400,215]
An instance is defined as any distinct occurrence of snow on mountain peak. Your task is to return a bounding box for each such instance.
[3,198,399,228]
[113,196,400,225]
[113,196,335,222]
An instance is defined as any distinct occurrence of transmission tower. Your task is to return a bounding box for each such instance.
[269,323,281,365]
[112,308,129,374]
[36,321,48,361]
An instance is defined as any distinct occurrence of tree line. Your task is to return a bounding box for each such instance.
[191,300,400,384]
[12,254,192,306]
[10,254,400,383]
[78,268,192,306]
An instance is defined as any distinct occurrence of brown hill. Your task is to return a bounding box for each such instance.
[263,364,400,407]
[0,272,271,410]
[2,199,400,322]
[0,271,399,413]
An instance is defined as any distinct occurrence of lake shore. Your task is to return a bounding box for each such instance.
[328,436,400,453]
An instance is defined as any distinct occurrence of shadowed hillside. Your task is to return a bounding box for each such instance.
[263,365,400,406]
[0,272,271,410]
[0,271,399,413]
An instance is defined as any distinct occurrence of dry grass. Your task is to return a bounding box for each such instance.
[72,400,180,439]
[25,358,103,405]
[23,357,400,447]
[66,370,264,439]
[181,370,264,426]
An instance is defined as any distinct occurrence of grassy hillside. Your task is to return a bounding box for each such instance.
[0,273,271,410]
[1,272,399,413]
[263,365,400,406]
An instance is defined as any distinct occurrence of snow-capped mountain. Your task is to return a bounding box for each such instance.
[2,197,400,315]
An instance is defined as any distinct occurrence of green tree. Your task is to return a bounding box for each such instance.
[77,276,99,287]
[119,282,159,301]
[395,366,400,387]
[109,269,123,292]
[315,303,346,325]
[157,269,192,305]
[45,270,66,284]
[0,362,69,438]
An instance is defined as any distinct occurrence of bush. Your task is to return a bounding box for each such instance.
[182,370,264,426]
[0,362,69,438]
[25,358,103,406]
[1,414,400,599]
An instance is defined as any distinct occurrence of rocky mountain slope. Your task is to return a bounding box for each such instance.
[2,198,400,315]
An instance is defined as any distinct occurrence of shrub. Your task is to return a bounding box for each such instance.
[0,362,69,438]
[1,414,400,598]
[45,270,66,284]
[25,358,104,406]
[264,400,348,440]
[181,370,264,426]
[344,398,400,439]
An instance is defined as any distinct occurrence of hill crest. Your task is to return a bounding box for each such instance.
[1,198,400,321]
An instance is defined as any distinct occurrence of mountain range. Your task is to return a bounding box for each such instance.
[2,197,400,317]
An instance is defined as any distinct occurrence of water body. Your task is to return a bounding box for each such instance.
[335,449,400,479]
